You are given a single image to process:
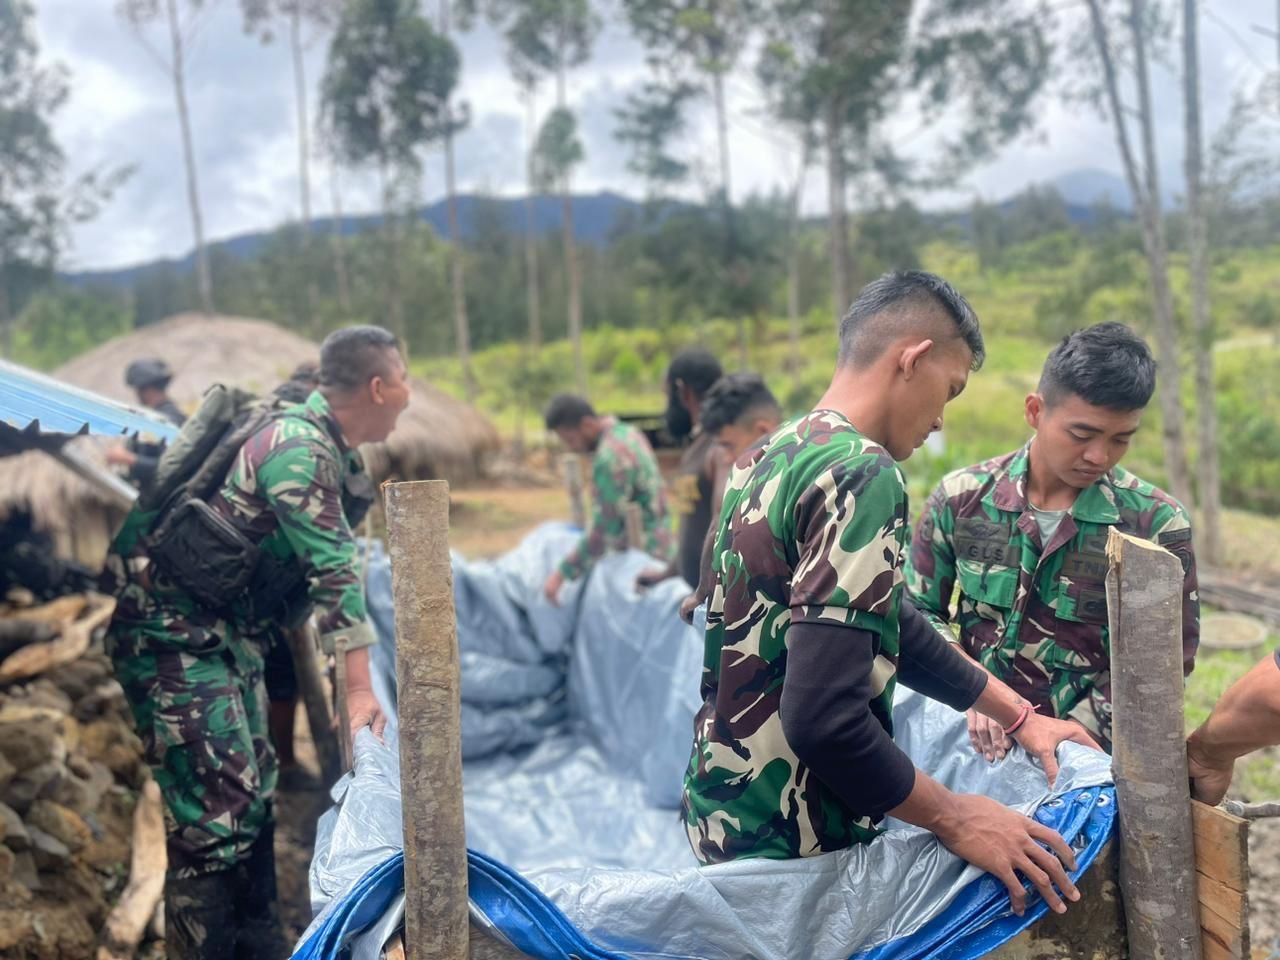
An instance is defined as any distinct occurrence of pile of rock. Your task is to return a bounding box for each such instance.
[0,594,153,960]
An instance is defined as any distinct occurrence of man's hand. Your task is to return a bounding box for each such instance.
[346,686,385,745]
[1187,737,1234,806]
[104,445,137,468]
[1012,713,1103,787]
[678,592,703,625]
[968,708,1013,762]
[543,569,565,606]
[933,793,1081,917]
[635,567,673,590]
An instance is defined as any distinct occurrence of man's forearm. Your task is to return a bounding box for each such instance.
[345,644,374,693]
[971,671,1034,731]
[1188,653,1280,767]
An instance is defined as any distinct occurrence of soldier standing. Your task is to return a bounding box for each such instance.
[103,326,408,959]
[905,323,1198,757]
[105,357,188,495]
[682,272,1097,918]
[635,349,725,591]
[542,393,672,605]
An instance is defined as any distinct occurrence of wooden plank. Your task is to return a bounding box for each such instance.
[1193,801,1249,891]
[561,453,586,529]
[288,621,342,787]
[1106,530,1203,960]
[1192,802,1251,960]
[386,480,468,960]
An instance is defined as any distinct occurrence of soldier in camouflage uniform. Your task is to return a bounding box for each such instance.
[103,327,408,959]
[684,272,1096,918]
[541,393,673,605]
[905,323,1198,757]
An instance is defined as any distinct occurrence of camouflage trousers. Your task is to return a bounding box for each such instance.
[106,585,277,880]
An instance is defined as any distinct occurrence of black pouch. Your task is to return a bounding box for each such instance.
[148,497,260,612]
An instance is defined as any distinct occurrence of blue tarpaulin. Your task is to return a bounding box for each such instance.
[298,524,1116,960]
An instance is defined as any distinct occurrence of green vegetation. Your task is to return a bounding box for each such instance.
[413,234,1280,515]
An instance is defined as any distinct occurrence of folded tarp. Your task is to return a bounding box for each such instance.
[299,523,1115,960]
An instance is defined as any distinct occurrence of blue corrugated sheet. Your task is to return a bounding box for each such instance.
[0,358,180,442]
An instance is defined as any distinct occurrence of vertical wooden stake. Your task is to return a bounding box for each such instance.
[1106,528,1203,960]
[288,620,342,786]
[561,453,586,529]
[385,480,468,960]
[333,634,353,774]
[625,502,644,551]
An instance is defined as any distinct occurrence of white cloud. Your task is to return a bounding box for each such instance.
[37,0,1280,269]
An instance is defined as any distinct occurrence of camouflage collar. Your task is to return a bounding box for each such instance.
[301,390,351,456]
[985,443,1121,524]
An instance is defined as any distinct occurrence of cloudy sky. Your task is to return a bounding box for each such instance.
[36,0,1277,271]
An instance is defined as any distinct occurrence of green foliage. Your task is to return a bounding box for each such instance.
[533,107,585,189]
[319,0,461,171]
[11,287,132,370]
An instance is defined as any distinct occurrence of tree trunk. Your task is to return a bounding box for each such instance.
[289,7,312,227]
[1182,0,1223,564]
[1127,0,1193,508]
[556,60,585,393]
[1086,0,1192,507]
[165,0,213,316]
[562,187,584,393]
[439,0,474,399]
[712,70,733,208]
[787,143,809,373]
[379,161,404,340]
[329,161,353,312]
[523,87,542,350]
[824,106,851,330]
[288,6,318,334]
[0,268,11,358]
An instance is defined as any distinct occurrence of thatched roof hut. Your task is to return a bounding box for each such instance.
[1,313,500,566]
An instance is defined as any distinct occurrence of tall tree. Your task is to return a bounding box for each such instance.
[241,1,343,333]
[619,0,756,317]
[320,0,460,342]
[117,0,215,315]
[1182,0,1222,562]
[1084,0,1193,507]
[759,0,1049,325]
[0,1,126,354]
[434,0,475,399]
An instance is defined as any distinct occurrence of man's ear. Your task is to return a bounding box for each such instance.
[899,339,935,380]
[1025,392,1044,430]
[370,376,386,405]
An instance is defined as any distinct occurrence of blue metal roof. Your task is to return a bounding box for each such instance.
[0,358,181,443]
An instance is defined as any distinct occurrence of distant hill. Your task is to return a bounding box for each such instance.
[63,169,1150,291]
[63,191,663,291]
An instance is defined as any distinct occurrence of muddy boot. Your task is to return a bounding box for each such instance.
[166,869,238,960]
[234,819,290,960]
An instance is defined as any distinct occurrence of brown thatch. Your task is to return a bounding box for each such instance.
[0,313,500,565]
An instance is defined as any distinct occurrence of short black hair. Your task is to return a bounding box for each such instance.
[700,373,781,435]
[544,393,596,430]
[319,325,401,392]
[838,270,985,370]
[668,348,723,398]
[1039,322,1156,411]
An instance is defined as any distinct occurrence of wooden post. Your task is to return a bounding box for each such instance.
[1106,529,1203,960]
[624,502,644,551]
[333,634,353,774]
[385,480,468,960]
[287,621,343,787]
[561,453,586,529]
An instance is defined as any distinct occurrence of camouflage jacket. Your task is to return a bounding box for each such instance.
[208,390,375,653]
[905,444,1199,746]
[104,392,374,656]
[558,417,673,580]
[682,410,909,863]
